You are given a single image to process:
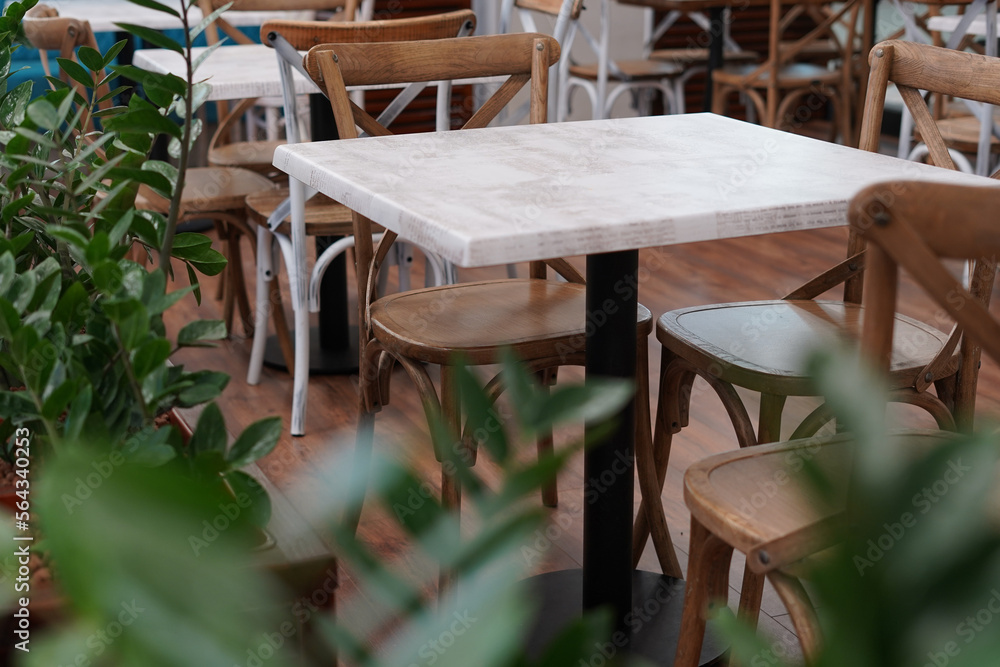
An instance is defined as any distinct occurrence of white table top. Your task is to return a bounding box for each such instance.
[135,44,312,101]
[273,113,1000,268]
[135,43,505,102]
[927,13,1000,36]
[24,0,313,33]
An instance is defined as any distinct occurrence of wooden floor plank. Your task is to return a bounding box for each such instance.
[163,165,1000,658]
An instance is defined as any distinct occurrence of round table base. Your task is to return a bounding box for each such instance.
[262,326,359,375]
[524,569,727,666]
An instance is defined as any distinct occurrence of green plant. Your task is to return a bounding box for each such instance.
[714,348,1000,667]
[22,352,638,666]
[0,0,278,519]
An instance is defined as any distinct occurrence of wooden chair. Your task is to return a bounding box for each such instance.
[634,39,1000,631]
[197,0,363,179]
[23,5,113,127]
[500,0,685,120]
[244,10,476,436]
[711,0,871,142]
[301,32,654,589]
[673,176,1000,666]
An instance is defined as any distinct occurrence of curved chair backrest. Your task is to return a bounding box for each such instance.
[302,32,561,351]
[845,40,1000,429]
[850,179,1000,428]
[261,9,475,51]
[198,0,364,47]
[23,5,111,122]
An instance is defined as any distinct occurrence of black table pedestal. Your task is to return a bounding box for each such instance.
[525,570,727,666]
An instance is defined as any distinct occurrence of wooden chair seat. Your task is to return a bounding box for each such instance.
[684,434,853,555]
[658,300,953,396]
[568,59,683,81]
[209,139,288,175]
[138,167,276,213]
[245,188,361,237]
[713,62,843,88]
[914,115,1000,155]
[649,48,758,65]
[371,279,654,365]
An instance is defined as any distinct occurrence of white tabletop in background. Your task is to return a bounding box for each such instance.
[927,13,1000,36]
[273,113,1000,268]
[135,43,506,101]
[27,0,312,33]
[135,44,311,100]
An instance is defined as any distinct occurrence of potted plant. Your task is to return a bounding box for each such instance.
[0,0,281,584]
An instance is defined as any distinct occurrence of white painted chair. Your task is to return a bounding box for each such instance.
[245,12,473,436]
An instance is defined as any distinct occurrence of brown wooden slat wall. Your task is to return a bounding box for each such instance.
[366,0,474,133]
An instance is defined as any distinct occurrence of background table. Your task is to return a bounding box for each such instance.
[31,0,313,32]
[273,112,999,664]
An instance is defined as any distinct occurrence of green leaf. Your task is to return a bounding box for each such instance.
[189,402,227,455]
[85,231,110,265]
[177,382,221,406]
[116,302,149,350]
[226,417,282,469]
[224,470,272,528]
[131,338,171,380]
[0,299,20,338]
[104,108,182,139]
[114,23,183,53]
[55,57,94,91]
[106,166,172,196]
[63,385,93,443]
[192,39,227,74]
[78,46,104,72]
[189,2,232,41]
[185,263,202,305]
[47,225,90,251]
[177,320,227,347]
[42,378,77,420]
[0,390,35,420]
[125,0,180,18]
[25,98,59,130]
[102,39,129,67]
[455,361,509,463]
[1,193,33,223]
[0,80,32,127]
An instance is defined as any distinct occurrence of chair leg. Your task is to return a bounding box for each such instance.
[633,350,688,578]
[438,365,462,597]
[768,570,822,663]
[247,225,272,385]
[289,178,311,437]
[344,409,375,537]
[735,392,787,628]
[675,516,734,667]
[537,366,558,508]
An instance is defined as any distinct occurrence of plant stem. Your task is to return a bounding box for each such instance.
[158,0,195,271]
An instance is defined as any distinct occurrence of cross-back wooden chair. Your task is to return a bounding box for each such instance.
[244,10,476,437]
[634,38,1000,634]
[197,0,368,178]
[500,0,686,121]
[672,177,1000,667]
[301,32,655,590]
[23,5,113,130]
[711,0,871,143]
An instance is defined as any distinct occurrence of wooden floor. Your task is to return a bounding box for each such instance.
[165,128,1000,662]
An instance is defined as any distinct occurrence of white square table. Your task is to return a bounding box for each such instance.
[273,112,999,664]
